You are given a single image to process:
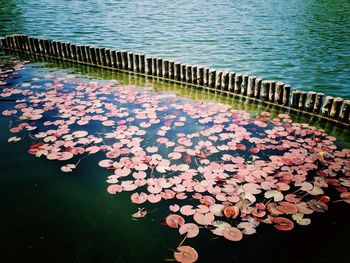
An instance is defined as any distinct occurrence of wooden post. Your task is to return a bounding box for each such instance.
[43,40,51,56]
[146,57,153,75]
[209,69,216,88]
[181,64,186,81]
[140,54,145,73]
[152,58,158,76]
[198,67,204,86]
[192,66,197,84]
[186,65,192,83]
[261,80,270,101]
[222,72,229,91]
[340,100,350,123]
[64,42,71,60]
[94,47,101,65]
[133,53,140,72]
[103,48,111,66]
[49,40,56,57]
[63,42,70,59]
[291,90,301,108]
[241,74,249,95]
[162,60,169,78]
[228,72,235,92]
[313,93,324,114]
[89,47,97,64]
[34,38,40,54]
[157,58,163,77]
[117,51,122,68]
[86,46,92,63]
[321,96,334,117]
[69,44,76,61]
[268,81,275,102]
[282,84,291,106]
[330,97,343,119]
[254,77,262,98]
[22,35,29,52]
[169,61,174,79]
[274,81,283,104]
[298,91,306,110]
[305,91,316,112]
[76,46,82,62]
[234,74,243,94]
[247,76,256,97]
[204,68,209,87]
[174,62,181,81]
[81,45,88,63]
[111,50,117,67]
[28,37,35,53]
[128,52,134,70]
[122,51,128,70]
[215,71,222,89]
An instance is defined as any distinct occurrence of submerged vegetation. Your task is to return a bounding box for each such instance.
[1,60,350,262]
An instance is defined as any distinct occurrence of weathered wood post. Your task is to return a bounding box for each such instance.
[228,72,235,92]
[254,78,262,98]
[128,52,134,71]
[168,61,175,79]
[247,76,256,97]
[192,66,197,84]
[85,46,92,63]
[186,65,192,83]
[146,57,153,75]
[162,60,169,78]
[89,47,97,64]
[222,72,229,91]
[174,62,181,81]
[313,93,324,114]
[116,51,122,69]
[321,96,334,117]
[204,68,209,87]
[305,91,316,112]
[268,81,275,102]
[215,71,223,90]
[340,100,350,123]
[110,50,117,67]
[274,81,283,104]
[133,53,140,72]
[241,75,249,96]
[181,64,186,82]
[157,58,163,77]
[261,80,270,101]
[140,54,145,73]
[291,90,301,108]
[122,51,128,70]
[282,84,291,106]
[152,58,158,76]
[298,91,307,110]
[234,74,243,94]
[209,69,216,88]
[330,97,344,119]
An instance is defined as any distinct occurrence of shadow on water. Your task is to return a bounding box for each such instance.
[1,51,350,263]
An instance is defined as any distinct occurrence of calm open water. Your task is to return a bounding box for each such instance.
[0,0,350,98]
[1,1,350,263]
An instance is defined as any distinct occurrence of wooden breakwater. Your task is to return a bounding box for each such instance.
[1,34,349,125]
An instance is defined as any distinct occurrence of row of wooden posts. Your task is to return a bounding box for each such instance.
[1,34,349,124]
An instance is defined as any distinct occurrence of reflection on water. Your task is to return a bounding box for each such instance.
[0,0,350,98]
[1,53,350,263]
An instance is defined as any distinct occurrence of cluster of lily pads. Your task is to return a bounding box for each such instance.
[1,60,350,263]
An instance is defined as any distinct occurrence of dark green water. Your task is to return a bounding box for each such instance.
[1,1,350,262]
[0,51,350,263]
[0,0,350,98]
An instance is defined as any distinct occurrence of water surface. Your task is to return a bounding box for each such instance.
[0,0,350,98]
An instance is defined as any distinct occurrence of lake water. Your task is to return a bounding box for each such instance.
[1,1,350,263]
[0,0,350,98]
